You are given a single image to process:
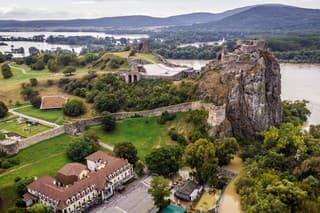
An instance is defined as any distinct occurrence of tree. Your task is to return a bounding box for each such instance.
[282,100,311,126]
[63,99,86,117]
[94,93,120,113]
[0,101,8,118]
[215,137,239,166]
[63,66,76,76]
[146,146,182,176]
[66,137,94,162]
[1,63,13,79]
[30,96,42,109]
[15,177,33,197]
[148,176,170,210]
[29,78,38,87]
[114,142,138,165]
[47,59,58,72]
[101,111,116,132]
[20,84,39,101]
[184,139,219,184]
[28,203,53,213]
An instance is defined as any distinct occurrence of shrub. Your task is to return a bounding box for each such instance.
[47,79,54,86]
[0,101,8,118]
[1,160,12,169]
[157,111,176,125]
[31,59,45,70]
[15,198,26,208]
[63,66,76,76]
[1,63,13,79]
[15,177,33,196]
[135,160,145,176]
[63,99,86,117]
[14,176,21,182]
[58,78,71,87]
[29,78,38,87]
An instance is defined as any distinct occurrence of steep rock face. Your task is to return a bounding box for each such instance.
[198,40,282,137]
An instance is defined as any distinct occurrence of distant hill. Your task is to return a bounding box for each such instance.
[189,5,320,32]
[0,4,319,32]
[0,7,252,30]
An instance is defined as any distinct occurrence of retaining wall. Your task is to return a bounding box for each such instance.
[1,102,226,154]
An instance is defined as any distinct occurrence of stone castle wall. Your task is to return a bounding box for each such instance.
[1,102,225,154]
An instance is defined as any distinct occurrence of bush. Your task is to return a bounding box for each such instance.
[58,78,71,87]
[47,79,54,86]
[63,99,86,117]
[0,101,8,118]
[1,160,12,169]
[16,177,33,196]
[29,78,38,87]
[48,59,59,72]
[14,176,21,182]
[168,128,187,145]
[30,96,42,108]
[63,66,76,76]
[101,111,116,132]
[1,63,13,79]
[135,160,145,176]
[157,111,176,125]
[15,198,26,208]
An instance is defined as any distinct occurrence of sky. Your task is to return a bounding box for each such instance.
[0,0,320,20]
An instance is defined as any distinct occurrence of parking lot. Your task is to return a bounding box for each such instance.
[91,176,155,213]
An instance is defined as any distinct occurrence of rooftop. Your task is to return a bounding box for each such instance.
[40,96,68,110]
[57,163,87,177]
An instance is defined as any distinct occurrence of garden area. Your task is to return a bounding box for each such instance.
[85,112,194,161]
[0,118,51,137]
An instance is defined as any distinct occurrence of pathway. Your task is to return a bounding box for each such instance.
[8,108,60,128]
[99,140,114,151]
[9,63,26,74]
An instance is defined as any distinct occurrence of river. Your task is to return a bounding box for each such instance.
[170,60,320,126]
[0,32,149,57]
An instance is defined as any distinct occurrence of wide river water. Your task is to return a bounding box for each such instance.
[0,32,149,57]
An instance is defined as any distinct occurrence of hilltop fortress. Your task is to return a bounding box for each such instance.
[198,40,282,137]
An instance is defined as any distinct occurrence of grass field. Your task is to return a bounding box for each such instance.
[130,53,160,64]
[15,106,67,125]
[85,112,194,161]
[0,118,51,137]
[0,134,74,212]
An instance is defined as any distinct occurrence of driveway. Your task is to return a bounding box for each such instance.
[91,176,155,213]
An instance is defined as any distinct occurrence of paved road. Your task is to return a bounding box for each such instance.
[9,63,26,74]
[91,176,155,213]
[9,108,60,128]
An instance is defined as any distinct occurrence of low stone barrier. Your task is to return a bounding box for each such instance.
[1,102,226,154]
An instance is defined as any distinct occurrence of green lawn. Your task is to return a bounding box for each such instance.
[130,53,160,64]
[85,112,193,161]
[15,106,67,125]
[0,118,51,137]
[0,134,74,212]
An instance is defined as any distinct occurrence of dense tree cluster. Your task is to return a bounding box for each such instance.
[60,73,197,113]
[236,101,320,213]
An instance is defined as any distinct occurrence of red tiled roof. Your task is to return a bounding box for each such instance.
[58,163,86,177]
[27,152,130,210]
[40,96,68,110]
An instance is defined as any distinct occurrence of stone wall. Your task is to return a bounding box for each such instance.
[18,126,65,150]
[1,102,226,154]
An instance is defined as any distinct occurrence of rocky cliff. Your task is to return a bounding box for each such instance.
[198,40,282,137]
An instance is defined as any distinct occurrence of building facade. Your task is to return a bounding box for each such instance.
[23,151,134,213]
